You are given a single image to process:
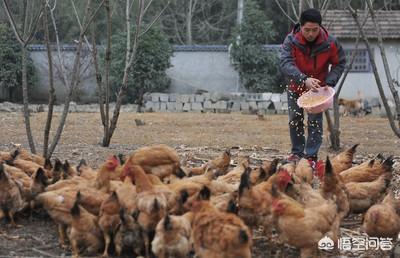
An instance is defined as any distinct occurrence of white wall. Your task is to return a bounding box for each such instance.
[340,40,400,100]
[30,50,97,103]
[166,51,240,94]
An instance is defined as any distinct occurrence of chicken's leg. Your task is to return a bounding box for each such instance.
[71,238,80,258]
[102,233,111,257]
[8,211,22,228]
[115,240,122,257]
[58,224,68,249]
[143,230,150,258]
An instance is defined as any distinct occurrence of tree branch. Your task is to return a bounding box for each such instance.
[366,0,400,122]
[273,0,297,24]
[70,0,92,51]
[42,1,56,158]
[348,5,400,137]
[139,1,170,37]
[81,0,106,36]
[24,3,45,47]
[1,0,25,44]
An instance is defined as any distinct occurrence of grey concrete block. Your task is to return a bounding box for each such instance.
[211,92,230,102]
[166,102,176,111]
[215,101,228,110]
[257,101,272,110]
[271,93,281,102]
[195,94,205,102]
[159,102,167,112]
[248,101,258,111]
[169,94,177,102]
[202,93,211,100]
[175,102,183,111]
[191,102,203,111]
[273,101,283,111]
[188,94,196,103]
[203,100,213,109]
[145,101,159,112]
[183,102,191,111]
[159,93,169,102]
[177,94,190,103]
[230,101,241,111]
[151,93,160,102]
[240,102,249,111]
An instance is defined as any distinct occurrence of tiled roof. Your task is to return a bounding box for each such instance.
[324,9,400,39]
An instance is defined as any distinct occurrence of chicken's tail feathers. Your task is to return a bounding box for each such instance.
[349,144,359,154]
[175,166,187,179]
[238,229,249,244]
[238,167,252,197]
[383,155,394,171]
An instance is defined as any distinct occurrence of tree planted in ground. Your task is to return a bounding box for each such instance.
[230,0,283,93]
[3,0,106,157]
[2,0,44,153]
[91,0,171,147]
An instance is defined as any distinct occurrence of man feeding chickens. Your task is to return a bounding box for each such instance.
[280,8,346,163]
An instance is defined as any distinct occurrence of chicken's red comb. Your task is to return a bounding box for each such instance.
[106,155,119,169]
[277,168,292,188]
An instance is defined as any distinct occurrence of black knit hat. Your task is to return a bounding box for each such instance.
[300,8,322,25]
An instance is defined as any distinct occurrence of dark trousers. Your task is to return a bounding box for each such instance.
[287,90,323,159]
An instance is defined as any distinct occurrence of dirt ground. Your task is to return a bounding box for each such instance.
[0,111,400,257]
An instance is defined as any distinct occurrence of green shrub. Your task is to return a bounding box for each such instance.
[230,0,284,93]
[108,26,172,103]
[0,23,37,101]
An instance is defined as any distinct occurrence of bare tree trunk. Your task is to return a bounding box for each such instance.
[102,0,144,147]
[48,0,106,156]
[237,0,244,26]
[349,7,400,138]
[186,0,197,44]
[91,28,106,128]
[42,1,56,158]
[366,0,400,126]
[101,0,112,146]
[98,0,169,146]
[21,47,36,153]
[326,11,368,150]
[2,0,44,154]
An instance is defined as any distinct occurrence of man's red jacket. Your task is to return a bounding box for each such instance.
[280,24,346,94]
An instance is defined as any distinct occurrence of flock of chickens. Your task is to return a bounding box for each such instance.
[0,144,397,258]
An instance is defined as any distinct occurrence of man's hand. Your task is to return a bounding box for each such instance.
[304,77,321,92]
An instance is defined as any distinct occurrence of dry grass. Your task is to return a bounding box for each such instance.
[0,112,398,158]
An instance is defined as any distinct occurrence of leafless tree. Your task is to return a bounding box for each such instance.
[159,0,235,44]
[348,2,400,137]
[2,0,44,154]
[90,0,169,147]
[273,0,331,23]
[42,0,55,158]
[325,6,370,150]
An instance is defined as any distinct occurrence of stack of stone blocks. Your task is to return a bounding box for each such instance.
[144,92,289,114]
